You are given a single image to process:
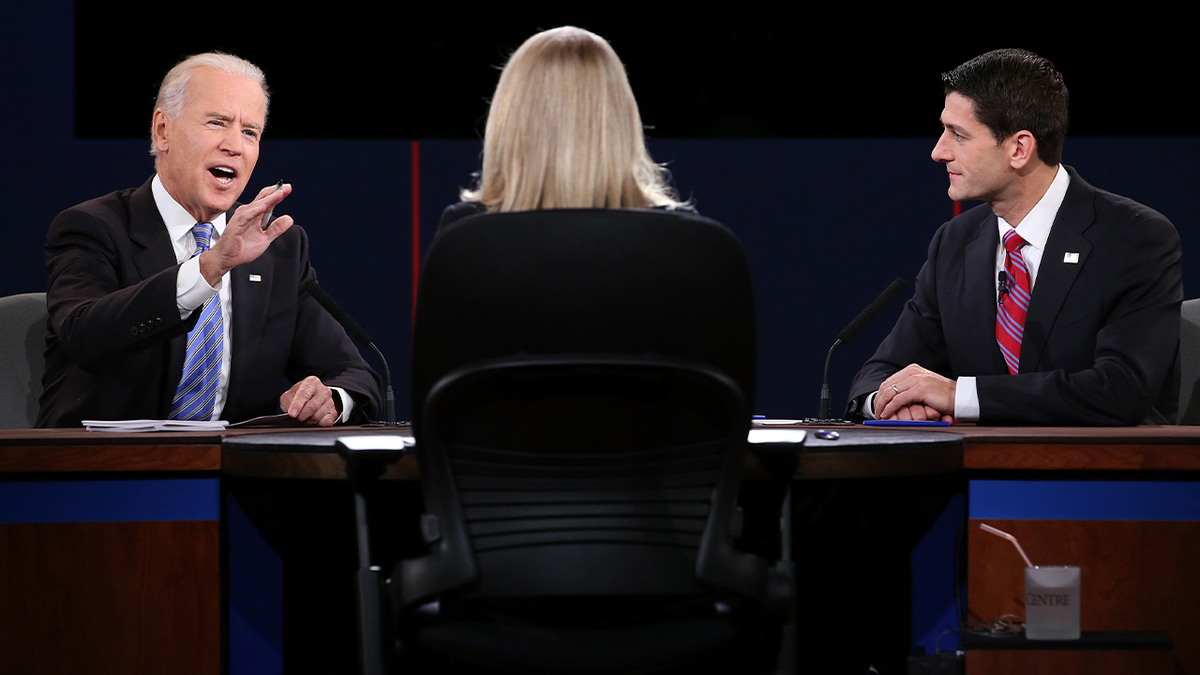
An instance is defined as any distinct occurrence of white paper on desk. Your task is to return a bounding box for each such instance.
[83,419,230,432]
[747,429,807,445]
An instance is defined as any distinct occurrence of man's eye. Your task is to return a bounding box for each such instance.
[242,130,259,140]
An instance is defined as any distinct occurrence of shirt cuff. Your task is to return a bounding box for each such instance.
[954,376,980,421]
[863,391,878,419]
[330,386,356,424]
[176,256,220,318]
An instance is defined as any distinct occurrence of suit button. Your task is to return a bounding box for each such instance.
[155,317,163,326]
[130,326,138,336]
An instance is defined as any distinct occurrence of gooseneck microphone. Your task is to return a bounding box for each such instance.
[304,279,397,426]
[816,277,908,419]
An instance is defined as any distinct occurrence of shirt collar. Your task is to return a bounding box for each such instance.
[152,174,228,244]
[996,163,1069,253]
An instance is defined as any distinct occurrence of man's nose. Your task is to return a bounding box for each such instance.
[931,132,952,163]
[218,127,244,154]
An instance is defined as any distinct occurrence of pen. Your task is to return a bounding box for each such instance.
[261,180,283,231]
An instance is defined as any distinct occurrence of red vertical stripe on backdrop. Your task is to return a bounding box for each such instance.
[412,141,421,323]
[952,200,962,217]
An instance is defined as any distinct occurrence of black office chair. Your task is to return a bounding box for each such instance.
[1179,298,1200,424]
[0,292,48,428]
[344,209,792,674]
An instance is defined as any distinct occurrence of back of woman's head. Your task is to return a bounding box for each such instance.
[467,26,680,211]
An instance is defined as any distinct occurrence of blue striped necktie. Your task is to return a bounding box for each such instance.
[169,222,223,420]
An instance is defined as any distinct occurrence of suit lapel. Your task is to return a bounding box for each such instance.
[963,211,1009,374]
[1020,167,1094,373]
[128,178,189,417]
[128,178,180,281]
[228,237,274,401]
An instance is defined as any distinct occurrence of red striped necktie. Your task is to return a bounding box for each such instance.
[997,229,1031,375]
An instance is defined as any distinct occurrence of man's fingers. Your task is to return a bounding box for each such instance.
[881,388,921,419]
[283,376,336,426]
[289,378,317,415]
[252,182,291,204]
[875,381,902,416]
[230,184,291,230]
[263,214,293,239]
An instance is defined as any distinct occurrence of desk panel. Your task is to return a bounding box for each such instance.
[0,520,220,675]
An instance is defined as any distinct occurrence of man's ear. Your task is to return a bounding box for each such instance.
[1008,129,1038,170]
[151,109,170,154]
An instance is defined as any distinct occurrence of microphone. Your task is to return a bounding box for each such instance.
[816,278,908,420]
[997,271,1008,299]
[304,279,397,426]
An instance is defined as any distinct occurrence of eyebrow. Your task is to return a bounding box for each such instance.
[941,120,968,135]
[204,111,263,133]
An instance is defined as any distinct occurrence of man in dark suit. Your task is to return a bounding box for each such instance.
[38,52,380,427]
[848,49,1181,425]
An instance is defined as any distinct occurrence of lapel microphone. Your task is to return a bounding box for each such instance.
[998,270,1008,299]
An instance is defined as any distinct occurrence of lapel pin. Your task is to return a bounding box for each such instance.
[249,274,262,282]
[1063,252,1080,264]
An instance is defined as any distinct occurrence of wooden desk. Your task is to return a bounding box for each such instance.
[954,426,1200,675]
[958,425,1200,471]
[0,429,225,675]
[4,426,1198,674]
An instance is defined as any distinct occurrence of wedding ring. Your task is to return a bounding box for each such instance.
[892,384,900,394]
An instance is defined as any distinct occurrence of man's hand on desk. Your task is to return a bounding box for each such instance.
[876,364,956,422]
[281,375,340,427]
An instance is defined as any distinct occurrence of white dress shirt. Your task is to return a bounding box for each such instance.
[153,175,352,422]
[153,175,234,421]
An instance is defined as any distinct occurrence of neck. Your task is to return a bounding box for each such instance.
[990,162,1059,226]
[155,167,219,224]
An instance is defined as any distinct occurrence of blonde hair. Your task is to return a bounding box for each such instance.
[464,26,682,211]
[149,52,269,156]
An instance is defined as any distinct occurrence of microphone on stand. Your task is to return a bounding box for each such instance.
[304,279,398,426]
[814,278,908,421]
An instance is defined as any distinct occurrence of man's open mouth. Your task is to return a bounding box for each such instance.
[209,166,236,184]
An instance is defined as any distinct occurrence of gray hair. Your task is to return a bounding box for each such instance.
[149,52,270,156]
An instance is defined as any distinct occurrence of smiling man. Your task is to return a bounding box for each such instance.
[38,52,381,427]
[847,49,1182,425]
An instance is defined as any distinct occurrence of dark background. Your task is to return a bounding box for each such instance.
[72,6,1194,140]
[4,4,1196,424]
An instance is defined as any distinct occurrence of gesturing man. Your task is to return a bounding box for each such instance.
[848,49,1181,425]
[38,52,380,427]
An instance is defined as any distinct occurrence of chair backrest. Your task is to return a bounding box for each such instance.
[404,209,765,612]
[1179,298,1200,424]
[412,209,756,426]
[0,293,48,429]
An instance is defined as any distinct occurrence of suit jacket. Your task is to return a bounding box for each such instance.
[37,177,382,427]
[848,166,1182,425]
